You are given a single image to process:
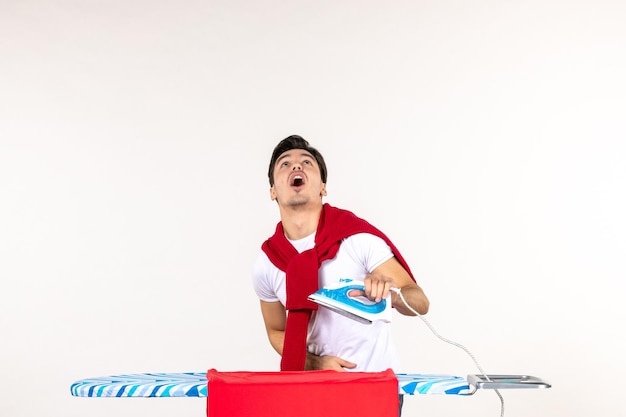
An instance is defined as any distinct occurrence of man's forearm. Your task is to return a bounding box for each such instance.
[393,285,430,316]
[268,329,285,356]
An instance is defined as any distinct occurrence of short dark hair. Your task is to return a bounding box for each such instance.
[268,135,328,186]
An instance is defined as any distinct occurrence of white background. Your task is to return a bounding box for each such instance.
[1,1,625,416]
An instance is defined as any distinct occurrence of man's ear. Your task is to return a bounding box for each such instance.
[320,183,327,197]
[270,186,277,201]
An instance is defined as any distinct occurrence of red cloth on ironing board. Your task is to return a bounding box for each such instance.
[261,203,415,371]
[206,368,399,417]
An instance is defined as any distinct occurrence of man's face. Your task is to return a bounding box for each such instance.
[270,149,327,208]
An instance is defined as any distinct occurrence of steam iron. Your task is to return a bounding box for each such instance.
[308,279,392,325]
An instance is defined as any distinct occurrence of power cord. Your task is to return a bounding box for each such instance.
[391,287,505,417]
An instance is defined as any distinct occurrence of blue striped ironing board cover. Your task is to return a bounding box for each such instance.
[70,372,472,397]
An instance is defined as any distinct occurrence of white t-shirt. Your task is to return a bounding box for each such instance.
[252,232,401,372]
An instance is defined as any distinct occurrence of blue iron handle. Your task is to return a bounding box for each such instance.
[315,284,387,314]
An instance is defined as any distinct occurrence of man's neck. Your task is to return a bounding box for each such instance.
[278,202,323,240]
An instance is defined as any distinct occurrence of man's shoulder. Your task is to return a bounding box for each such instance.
[343,232,388,246]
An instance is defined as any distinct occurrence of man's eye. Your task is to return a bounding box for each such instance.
[281,162,290,167]
[303,160,312,165]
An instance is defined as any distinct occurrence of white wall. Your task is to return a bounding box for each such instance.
[1,1,624,416]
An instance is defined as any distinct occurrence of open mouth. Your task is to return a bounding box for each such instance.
[291,175,304,187]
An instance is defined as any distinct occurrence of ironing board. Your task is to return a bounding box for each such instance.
[70,371,550,398]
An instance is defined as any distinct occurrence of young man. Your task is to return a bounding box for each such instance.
[252,135,430,376]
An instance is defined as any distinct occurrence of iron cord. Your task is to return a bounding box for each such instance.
[392,287,505,417]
